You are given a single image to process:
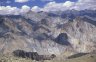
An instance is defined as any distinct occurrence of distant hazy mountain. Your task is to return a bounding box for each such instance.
[0,10,96,56]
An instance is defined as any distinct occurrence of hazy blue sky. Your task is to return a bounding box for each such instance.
[0,0,77,8]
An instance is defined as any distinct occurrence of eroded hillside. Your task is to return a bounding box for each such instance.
[0,10,96,56]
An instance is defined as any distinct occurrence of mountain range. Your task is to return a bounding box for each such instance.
[0,10,96,56]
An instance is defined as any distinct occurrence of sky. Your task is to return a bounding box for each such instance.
[0,0,96,15]
[0,0,77,8]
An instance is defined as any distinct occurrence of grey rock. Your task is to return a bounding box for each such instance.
[0,10,96,56]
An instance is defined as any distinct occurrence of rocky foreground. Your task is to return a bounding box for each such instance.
[0,53,96,62]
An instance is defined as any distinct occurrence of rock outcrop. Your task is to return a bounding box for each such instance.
[13,50,56,61]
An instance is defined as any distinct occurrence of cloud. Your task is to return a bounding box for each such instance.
[78,0,96,2]
[39,1,75,12]
[0,5,30,15]
[20,5,30,13]
[0,6,20,15]
[15,0,29,3]
[31,0,96,12]
[31,6,42,12]
[31,1,75,12]
[74,0,96,10]
[0,0,96,15]
[63,1,75,7]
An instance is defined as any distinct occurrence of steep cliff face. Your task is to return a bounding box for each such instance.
[0,10,96,55]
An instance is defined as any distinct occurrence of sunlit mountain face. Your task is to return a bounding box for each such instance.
[0,0,96,62]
